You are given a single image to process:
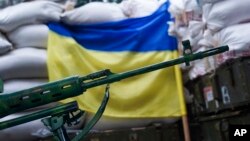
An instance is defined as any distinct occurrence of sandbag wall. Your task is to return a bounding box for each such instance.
[0,0,164,92]
[169,0,250,110]
[0,1,64,93]
[169,1,250,140]
[168,0,250,80]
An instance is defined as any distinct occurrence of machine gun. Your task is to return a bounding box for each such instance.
[0,41,229,141]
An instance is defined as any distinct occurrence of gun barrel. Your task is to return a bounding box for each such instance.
[0,45,228,119]
[83,46,229,89]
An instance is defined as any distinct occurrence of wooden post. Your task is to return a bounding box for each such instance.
[182,115,191,141]
[174,51,191,141]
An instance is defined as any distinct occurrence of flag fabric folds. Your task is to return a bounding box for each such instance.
[47,2,186,118]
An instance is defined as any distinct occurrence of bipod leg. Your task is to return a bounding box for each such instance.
[42,115,70,141]
[72,84,110,141]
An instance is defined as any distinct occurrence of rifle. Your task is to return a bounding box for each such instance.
[0,41,229,141]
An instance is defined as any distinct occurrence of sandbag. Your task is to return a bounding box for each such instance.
[0,48,47,80]
[0,32,12,54]
[7,24,48,48]
[201,3,212,23]
[196,0,225,6]
[204,23,250,65]
[188,47,216,79]
[61,2,127,25]
[188,20,205,38]
[183,0,202,22]
[204,0,250,32]
[3,79,48,93]
[119,0,160,18]
[168,0,185,17]
[0,1,63,32]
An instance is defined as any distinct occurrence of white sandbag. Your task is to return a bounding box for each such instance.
[119,0,160,18]
[188,20,205,38]
[188,47,216,79]
[61,2,127,25]
[185,20,205,51]
[204,23,250,65]
[201,3,212,23]
[0,1,63,32]
[0,48,47,80]
[169,0,201,26]
[3,79,48,93]
[196,0,225,6]
[204,0,250,32]
[183,0,202,21]
[167,21,187,39]
[189,31,203,51]
[0,32,12,54]
[7,24,48,48]
[206,23,250,65]
[197,38,214,48]
[168,0,185,17]
[175,26,189,39]
[167,22,177,37]
[159,0,167,5]
[173,25,202,51]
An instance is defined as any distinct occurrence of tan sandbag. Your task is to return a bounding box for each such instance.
[3,78,48,93]
[119,0,160,18]
[7,24,48,49]
[0,1,63,32]
[61,2,127,25]
[0,48,47,80]
[188,47,216,79]
[204,23,250,65]
[204,0,250,32]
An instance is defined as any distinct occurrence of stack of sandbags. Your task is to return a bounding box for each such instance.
[0,48,48,93]
[0,2,64,140]
[170,0,250,80]
[61,0,163,25]
[182,0,222,79]
[7,24,49,49]
[168,0,203,51]
[0,0,63,93]
[0,0,62,32]
[61,1,127,24]
[201,0,250,66]
[202,0,250,33]
[168,0,207,79]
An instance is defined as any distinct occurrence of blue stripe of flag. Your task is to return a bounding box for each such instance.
[48,2,177,52]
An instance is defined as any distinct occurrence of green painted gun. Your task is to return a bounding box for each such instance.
[0,41,229,141]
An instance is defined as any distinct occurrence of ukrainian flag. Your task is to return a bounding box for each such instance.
[47,2,186,118]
